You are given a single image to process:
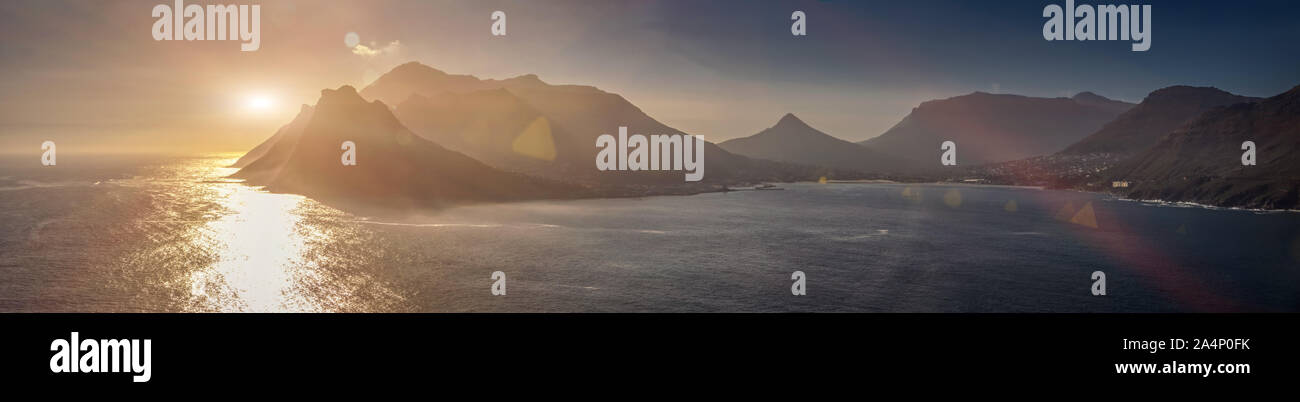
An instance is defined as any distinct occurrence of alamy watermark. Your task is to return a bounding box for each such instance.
[596,126,704,182]
[50,332,152,382]
[151,1,261,51]
[41,141,56,166]
[1043,1,1151,51]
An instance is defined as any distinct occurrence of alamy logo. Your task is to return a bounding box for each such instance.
[152,1,261,51]
[41,141,56,166]
[596,126,704,182]
[49,332,152,382]
[1043,1,1151,51]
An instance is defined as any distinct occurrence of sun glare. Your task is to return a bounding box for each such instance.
[245,95,275,112]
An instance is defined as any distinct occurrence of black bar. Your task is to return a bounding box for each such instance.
[1,314,1293,388]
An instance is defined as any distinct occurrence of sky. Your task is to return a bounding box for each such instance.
[1,0,1298,154]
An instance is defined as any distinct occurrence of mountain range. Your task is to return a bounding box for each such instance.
[1105,85,1300,209]
[963,86,1262,188]
[1062,86,1260,156]
[233,63,839,207]
[858,91,1133,168]
[373,62,828,186]
[232,62,1298,210]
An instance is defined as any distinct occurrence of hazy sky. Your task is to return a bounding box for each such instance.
[2,0,1298,153]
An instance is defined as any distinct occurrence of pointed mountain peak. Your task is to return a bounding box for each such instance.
[760,113,833,140]
[319,85,379,108]
[318,85,367,106]
[775,113,808,128]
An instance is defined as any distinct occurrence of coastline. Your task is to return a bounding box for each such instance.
[243,174,1300,214]
[1113,197,1300,214]
[828,177,1300,213]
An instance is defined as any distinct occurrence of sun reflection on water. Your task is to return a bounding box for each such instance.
[190,181,313,312]
[169,156,399,312]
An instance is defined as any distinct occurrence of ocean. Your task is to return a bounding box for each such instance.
[1,154,1297,312]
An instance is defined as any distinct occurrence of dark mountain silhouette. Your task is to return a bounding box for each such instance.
[858,92,1133,168]
[1063,86,1259,155]
[231,104,313,168]
[1105,85,1300,209]
[392,88,588,180]
[963,87,1260,188]
[719,113,904,174]
[366,62,832,185]
[232,86,583,208]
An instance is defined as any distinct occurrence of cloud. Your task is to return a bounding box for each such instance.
[352,40,402,57]
[351,40,409,86]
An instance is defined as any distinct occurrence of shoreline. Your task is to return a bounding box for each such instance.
[1114,197,1300,214]
[815,179,1300,213]
[241,176,1300,214]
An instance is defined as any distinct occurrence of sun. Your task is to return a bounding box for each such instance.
[244,95,275,112]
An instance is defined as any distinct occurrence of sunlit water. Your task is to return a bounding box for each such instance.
[1,155,1297,312]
